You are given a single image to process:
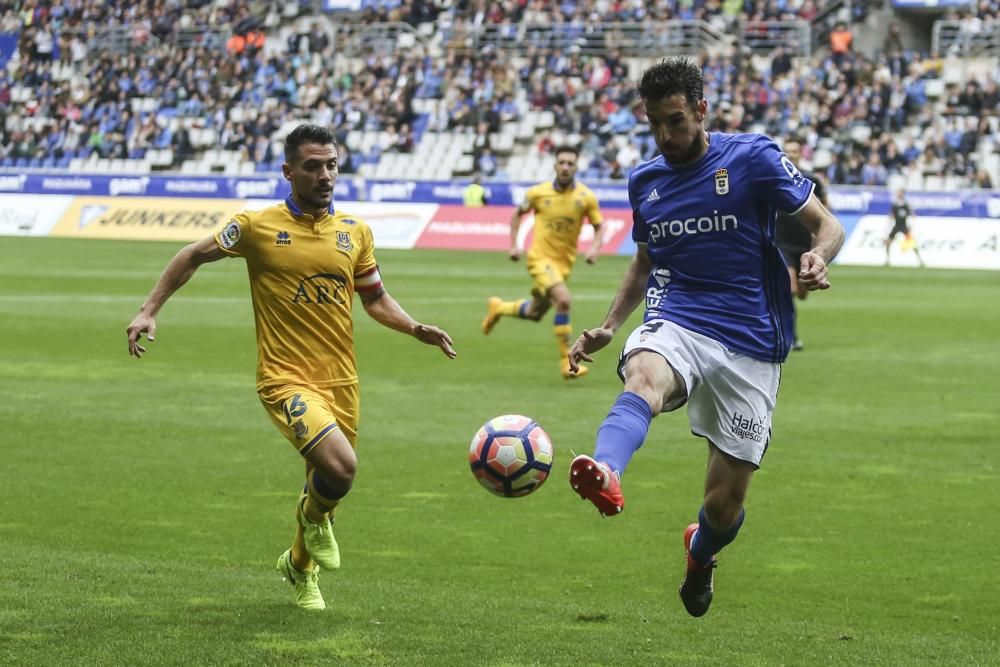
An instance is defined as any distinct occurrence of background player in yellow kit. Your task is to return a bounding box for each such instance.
[482,145,604,379]
[126,124,456,611]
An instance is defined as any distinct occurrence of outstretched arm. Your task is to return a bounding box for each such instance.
[126,235,226,357]
[793,193,845,291]
[361,289,456,359]
[568,244,651,371]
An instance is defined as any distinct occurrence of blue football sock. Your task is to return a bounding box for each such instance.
[308,469,349,512]
[593,392,653,476]
[690,506,745,566]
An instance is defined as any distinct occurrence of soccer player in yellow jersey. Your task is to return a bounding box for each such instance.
[125,124,456,611]
[481,145,604,379]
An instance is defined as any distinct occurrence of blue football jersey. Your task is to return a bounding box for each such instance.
[629,132,814,363]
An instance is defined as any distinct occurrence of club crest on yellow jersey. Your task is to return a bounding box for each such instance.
[337,231,353,252]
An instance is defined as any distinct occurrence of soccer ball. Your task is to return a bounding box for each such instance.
[469,415,553,498]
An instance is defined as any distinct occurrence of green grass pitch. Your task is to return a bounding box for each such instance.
[1,237,998,665]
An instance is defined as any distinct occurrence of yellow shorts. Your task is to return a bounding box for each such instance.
[259,383,359,456]
[526,255,572,299]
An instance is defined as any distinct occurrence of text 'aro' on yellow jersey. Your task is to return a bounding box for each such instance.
[523,180,603,266]
[215,197,383,391]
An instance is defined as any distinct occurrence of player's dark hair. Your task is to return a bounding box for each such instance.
[637,58,704,108]
[284,124,336,164]
[553,144,579,158]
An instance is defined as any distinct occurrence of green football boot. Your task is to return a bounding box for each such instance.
[276,549,326,611]
[298,497,341,570]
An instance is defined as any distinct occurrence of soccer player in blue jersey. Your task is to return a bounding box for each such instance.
[566,58,845,617]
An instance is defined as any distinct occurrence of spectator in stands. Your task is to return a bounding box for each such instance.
[171,125,193,168]
[843,154,864,185]
[338,142,355,174]
[306,22,330,55]
[252,134,273,165]
[959,117,981,155]
[771,46,793,78]
[608,102,638,134]
[478,147,498,177]
[975,0,999,19]
[957,10,983,54]
[916,145,943,178]
[881,140,906,174]
[12,130,37,160]
[829,22,853,68]
[861,152,888,186]
[393,123,414,153]
[615,138,641,176]
[957,80,985,115]
[949,152,973,180]
[883,23,904,55]
[33,19,54,61]
[219,121,240,152]
[132,115,158,156]
[84,123,103,157]
[0,0,995,187]
[1,9,19,32]
[974,169,994,189]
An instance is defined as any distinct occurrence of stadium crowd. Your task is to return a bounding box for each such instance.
[0,0,997,188]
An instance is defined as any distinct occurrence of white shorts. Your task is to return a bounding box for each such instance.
[618,319,781,467]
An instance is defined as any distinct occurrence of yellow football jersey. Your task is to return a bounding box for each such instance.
[214,198,381,391]
[523,181,603,266]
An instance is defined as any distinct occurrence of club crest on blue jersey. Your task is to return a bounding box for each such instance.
[275,230,291,246]
[715,168,729,195]
[336,231,353,252]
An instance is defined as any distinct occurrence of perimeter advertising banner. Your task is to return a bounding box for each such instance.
[0,171,359,201]
[46,196,440,246]
[1,170,996,217]
[837,215,1000,270]
[0,193,74,236]
[50,197,238,241]
[413,205,633,254]
[1,180,998,269]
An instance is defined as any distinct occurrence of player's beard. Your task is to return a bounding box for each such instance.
[661,132,707,166]
[304,184,334,209]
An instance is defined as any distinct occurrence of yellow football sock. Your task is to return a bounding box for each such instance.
[498,299,527,317]
[554,323,572,359]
